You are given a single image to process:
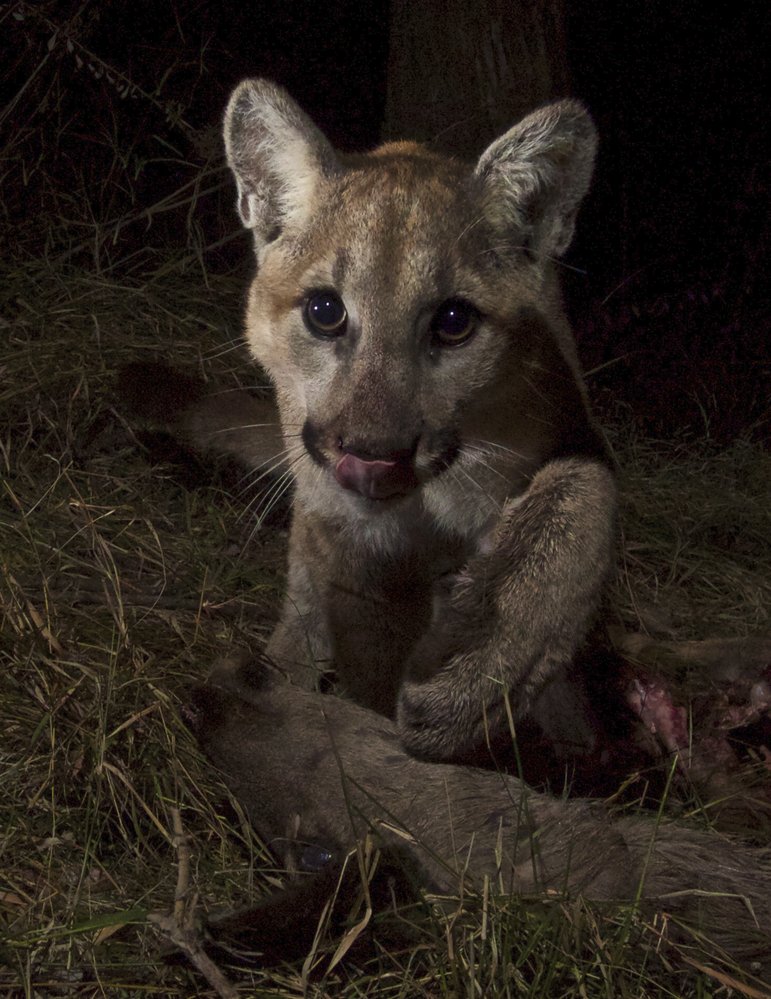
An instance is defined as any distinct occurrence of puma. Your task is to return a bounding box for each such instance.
[217,78,616,766]
[124,81,770,974]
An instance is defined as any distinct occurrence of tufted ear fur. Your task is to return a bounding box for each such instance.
[475,100,597,258]
[223,79,340,247]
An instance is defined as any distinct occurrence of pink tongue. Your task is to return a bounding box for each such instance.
[334,452,418,499]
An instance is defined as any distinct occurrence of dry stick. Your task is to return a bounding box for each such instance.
[678,956,771,999]
[149,807,238,999]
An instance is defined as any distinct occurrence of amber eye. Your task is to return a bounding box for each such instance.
[304,291,347,337]
[430,299,479,347]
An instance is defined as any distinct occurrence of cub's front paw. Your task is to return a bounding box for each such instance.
[397,663,505,762]
[397,676,457,760]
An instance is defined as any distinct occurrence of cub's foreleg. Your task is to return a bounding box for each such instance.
[399,456,616,761]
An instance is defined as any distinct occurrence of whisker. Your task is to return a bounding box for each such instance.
[204,344,247,362]
[451,461,502,510]
[461,439,537,488]
[209,422,282,434]
[444,464,476,505]
[460,445,510,483]
[242,450,306,535]
[520,375,560,413]
[195,385,274,400]
[206,418,304,437]
[250,469,296,528]
[464,438,531,465]
[238,442,306,498]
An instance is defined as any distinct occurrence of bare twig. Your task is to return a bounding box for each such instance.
[149,807,238,999]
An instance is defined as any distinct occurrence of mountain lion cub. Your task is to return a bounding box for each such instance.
[209,78,615,766]
[145,81,771,975]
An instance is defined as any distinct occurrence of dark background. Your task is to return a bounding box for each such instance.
[2,0,768,440]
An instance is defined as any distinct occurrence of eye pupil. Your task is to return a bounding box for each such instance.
[431,299,478,346]
[442,306,469,336]
[309,295,341,327]
[305,292,347,336]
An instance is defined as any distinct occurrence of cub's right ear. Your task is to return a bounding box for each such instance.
[223,79,339,246]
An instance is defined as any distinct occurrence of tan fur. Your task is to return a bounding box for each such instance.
[160,82,771,976]
[190,657,771,980]
[220,79,613,759]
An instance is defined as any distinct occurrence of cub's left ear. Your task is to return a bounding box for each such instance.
[475,100,597,258]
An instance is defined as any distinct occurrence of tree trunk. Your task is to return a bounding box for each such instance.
[385,0,570,158]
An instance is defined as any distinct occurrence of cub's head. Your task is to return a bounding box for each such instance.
[224,80,597,526]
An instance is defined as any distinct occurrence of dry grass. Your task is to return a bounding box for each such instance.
[1,255,769,997]
[1,14,769,991]
[610,426,771,641]
[1,261,279,996]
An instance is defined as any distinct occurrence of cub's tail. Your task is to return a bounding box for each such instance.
[118,361,286,474]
